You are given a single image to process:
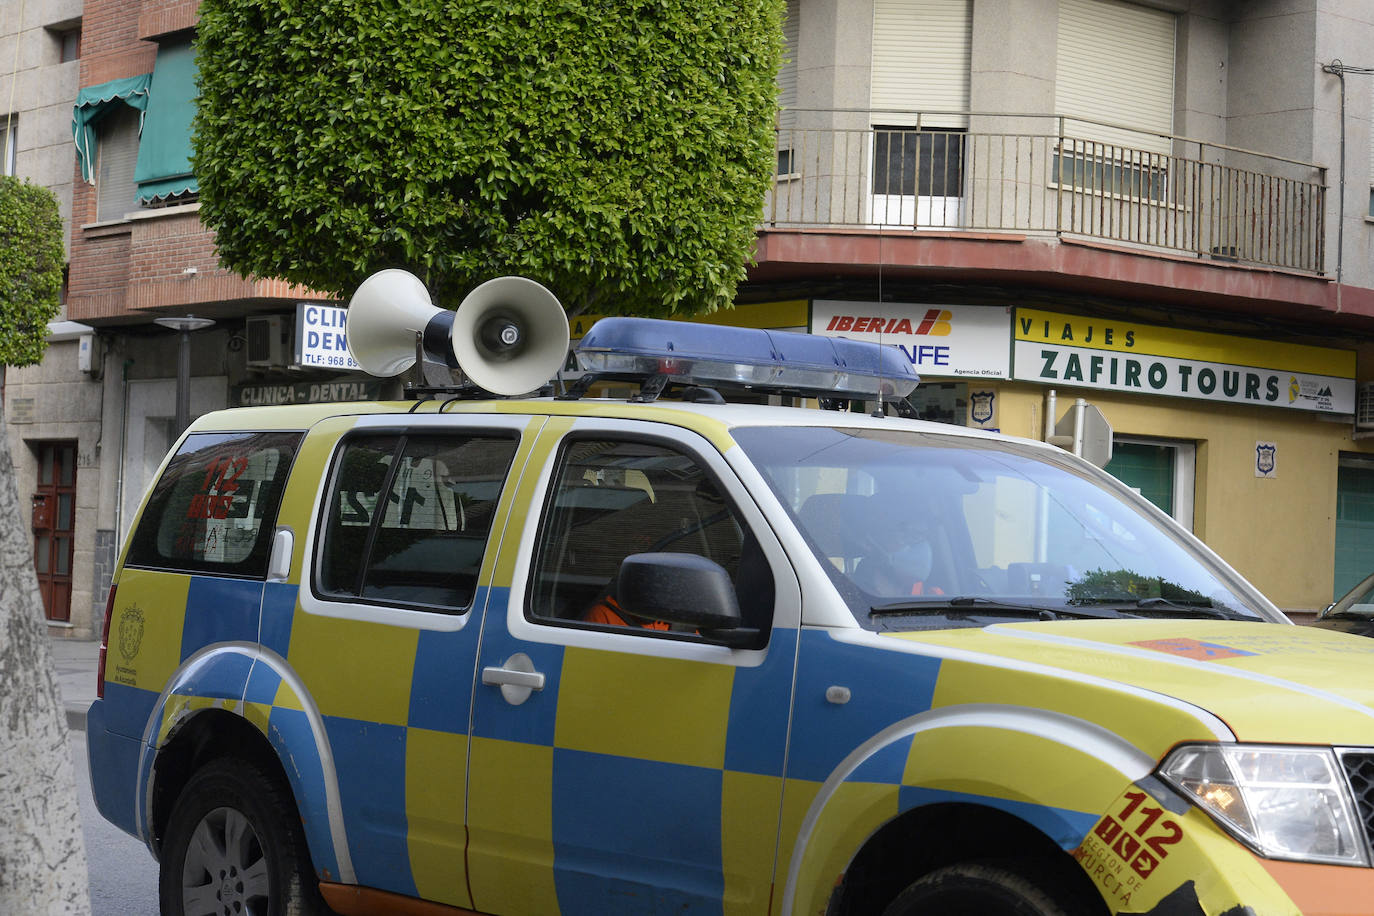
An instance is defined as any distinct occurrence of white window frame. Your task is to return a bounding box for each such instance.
[1114,435,1195,531]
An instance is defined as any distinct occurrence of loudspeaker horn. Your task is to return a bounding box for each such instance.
[345,269,451,378]
[346,269,570,396]
[450,276,570,396]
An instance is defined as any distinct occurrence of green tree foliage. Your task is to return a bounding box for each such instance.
[0,178,63,366]
[193,0,783,316]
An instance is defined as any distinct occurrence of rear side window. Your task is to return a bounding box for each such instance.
[125,431,302,577]
[316,432,517,613]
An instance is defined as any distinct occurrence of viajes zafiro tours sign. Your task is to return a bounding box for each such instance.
[1012,308,1355,414]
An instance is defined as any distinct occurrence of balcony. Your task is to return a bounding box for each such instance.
[766,114,1327,275]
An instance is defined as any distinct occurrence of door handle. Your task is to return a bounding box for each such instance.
[481,652,544,705]
[481,667,545,691]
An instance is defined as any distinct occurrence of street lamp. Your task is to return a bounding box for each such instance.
[154,316,216,436]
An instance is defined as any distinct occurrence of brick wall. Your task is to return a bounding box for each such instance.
[69,0,154,318]
[69,0,328,322]
[139,0,200,40]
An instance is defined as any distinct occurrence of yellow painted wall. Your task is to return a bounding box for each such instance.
[981,382,1374,615]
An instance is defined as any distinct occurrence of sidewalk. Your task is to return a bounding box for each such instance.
[49,635,100,732]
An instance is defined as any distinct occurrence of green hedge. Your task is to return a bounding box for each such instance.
[193,0,783,316]
[0,178,63,367]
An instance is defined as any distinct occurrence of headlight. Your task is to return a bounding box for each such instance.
[1159,744,1368,866]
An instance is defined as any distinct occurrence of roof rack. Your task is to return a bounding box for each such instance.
[559,317,920,410]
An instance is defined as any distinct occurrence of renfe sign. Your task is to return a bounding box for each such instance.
[295,303,360,371]
[811,301,1011,379]
[1013,308,1356,414]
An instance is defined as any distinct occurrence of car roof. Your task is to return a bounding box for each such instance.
[185,396,1046,452]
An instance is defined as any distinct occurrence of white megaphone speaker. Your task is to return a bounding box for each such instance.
[346,269,569,396]
[450,275,570,395]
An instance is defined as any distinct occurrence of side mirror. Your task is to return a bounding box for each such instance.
[617,553,758,647]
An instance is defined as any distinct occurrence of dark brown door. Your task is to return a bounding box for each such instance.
[32,441,76,622]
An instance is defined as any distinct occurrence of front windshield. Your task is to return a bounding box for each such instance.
[732,426,1273,630]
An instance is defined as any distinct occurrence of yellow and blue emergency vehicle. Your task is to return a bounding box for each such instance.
[88,271,1374,916]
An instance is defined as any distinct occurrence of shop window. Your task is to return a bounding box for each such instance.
[905,382,968,426]
[1335,456,1374,599]
[1105,438,1194,530]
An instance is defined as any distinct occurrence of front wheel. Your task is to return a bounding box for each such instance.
[159,757,328,916]
[882,861,1077,916]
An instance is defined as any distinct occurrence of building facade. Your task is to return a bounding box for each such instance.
[744,0,1374,618]
[9,0,1374,638]
[0,0,91,634]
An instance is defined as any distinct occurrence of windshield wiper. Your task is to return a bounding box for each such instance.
[1073,596,1242,620]
[869,596,1125,621]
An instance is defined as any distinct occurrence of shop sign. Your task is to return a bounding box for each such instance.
[295,303,360,370]
[235,379,381,407]
[1012,309,1356,414]
[811,301,1011,379]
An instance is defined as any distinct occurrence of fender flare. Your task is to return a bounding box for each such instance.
[135,642,356,884]
[781,703,1162,915]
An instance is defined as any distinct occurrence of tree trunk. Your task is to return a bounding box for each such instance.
[0,371,90,914]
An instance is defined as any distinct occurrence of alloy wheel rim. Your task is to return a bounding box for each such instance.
[179,805,270,916]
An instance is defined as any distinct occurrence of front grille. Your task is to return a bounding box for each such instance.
[1337,750,1374,854]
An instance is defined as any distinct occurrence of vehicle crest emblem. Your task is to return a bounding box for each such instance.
[118,604,145,661]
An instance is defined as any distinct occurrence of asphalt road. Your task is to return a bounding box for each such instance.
[71,729,160,915]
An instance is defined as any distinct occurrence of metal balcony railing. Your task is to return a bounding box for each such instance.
[766,113,1327,274]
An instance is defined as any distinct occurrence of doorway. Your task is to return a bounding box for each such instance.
[32,441,76,622]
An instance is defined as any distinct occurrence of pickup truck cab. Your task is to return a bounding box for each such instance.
[88,273,1374,916]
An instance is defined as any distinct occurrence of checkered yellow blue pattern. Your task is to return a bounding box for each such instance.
[86,401,1341,916]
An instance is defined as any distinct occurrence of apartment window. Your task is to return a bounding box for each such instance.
[59,29,81,63]
[134,38,200,206]
[873,128,965,198]
[1,118,15,177]
[870,0,971,121]
[776,148,796,179]
[1368,89,1374,217]
[96,105,141,221]
[73,74,151,219]
[1053,146,1167,202]
[1055,0,1175,203]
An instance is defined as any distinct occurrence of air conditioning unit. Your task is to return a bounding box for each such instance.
[1357,382,1374,431]
[245,316,286,368]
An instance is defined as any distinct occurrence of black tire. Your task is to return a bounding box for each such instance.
[158,757,329,916]
[882,861,1074,916]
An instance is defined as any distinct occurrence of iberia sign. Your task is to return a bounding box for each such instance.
[812,301,1010,378]
[1013,309,1355,414]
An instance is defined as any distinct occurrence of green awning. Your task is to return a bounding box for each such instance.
[134,39,199,203]
[72,74,151,183]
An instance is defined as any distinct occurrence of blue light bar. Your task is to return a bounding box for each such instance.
[575,317,919,399]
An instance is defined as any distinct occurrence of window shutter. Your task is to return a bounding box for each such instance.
[1055,0,1175,155]
[871,0,972,128]
[1368,90,1374,215]
[778,0,800,131]
[96,104,141,221]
